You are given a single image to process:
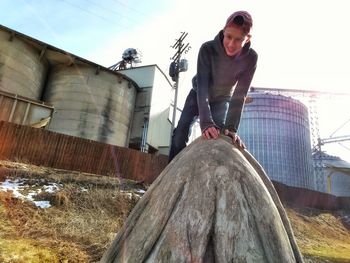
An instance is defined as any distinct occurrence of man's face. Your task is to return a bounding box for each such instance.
[223,26,251,57]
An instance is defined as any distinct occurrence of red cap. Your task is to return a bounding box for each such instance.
[225,11,253,34]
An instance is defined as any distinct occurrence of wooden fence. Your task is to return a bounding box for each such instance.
[273,180,350,210]
[0,121,168,183]
[2,120,348,209]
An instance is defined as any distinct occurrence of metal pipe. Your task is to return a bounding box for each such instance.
[8,98,17,122]
[22,103,31,125]
[141,117,149,152]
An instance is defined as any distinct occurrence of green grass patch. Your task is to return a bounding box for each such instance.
[0,238,59,263]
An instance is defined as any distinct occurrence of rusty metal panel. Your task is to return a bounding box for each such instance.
[0,90,54,128]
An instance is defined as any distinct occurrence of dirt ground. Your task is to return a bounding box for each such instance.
[0,160,349,263]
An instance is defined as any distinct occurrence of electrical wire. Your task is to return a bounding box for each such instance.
[111,0,149,18]
[61,0,130,31]
[338,142,350,152]
[83,0,140,23]
[330,118,350,138]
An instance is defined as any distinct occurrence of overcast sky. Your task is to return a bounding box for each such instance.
[1,0,350,161]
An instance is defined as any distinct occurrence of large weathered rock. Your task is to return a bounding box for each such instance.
[101,136,304,263]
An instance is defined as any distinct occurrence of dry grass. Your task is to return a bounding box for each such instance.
[0,160,141,262]
[1,160,350,262]
[287,206,350,263]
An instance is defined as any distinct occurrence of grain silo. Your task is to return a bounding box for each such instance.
[44,64,137,147]
[0,24,172,150]
[313,151,350,197]
[0,26,48,100]
[238,92,314,189]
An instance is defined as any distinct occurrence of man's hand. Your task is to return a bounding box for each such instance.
[224,129,246,149]
[202,126,220,140]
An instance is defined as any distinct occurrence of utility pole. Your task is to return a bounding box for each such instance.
[169,32,191,142]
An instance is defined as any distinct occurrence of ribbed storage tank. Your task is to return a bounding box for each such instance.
[313,152,350,197]
[238,92,314,189]
[44,65,137,147]
[0,29,48,100]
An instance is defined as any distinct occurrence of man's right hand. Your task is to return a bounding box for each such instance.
[224,129,246,149]
[202,126,220,140]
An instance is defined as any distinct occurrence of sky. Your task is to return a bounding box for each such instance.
[1,0,350,162]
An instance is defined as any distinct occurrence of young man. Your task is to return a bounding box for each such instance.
[168,10,258,162]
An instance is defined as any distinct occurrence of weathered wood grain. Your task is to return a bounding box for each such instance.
[101,136,304,263]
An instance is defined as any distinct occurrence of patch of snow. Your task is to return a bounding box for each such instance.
[0,179,26,199]
[43,183,61,193]
[80,187,88,192]
[135,189,146,194]
[27,191,36,201]
[33,200,51,208]
[0,178,61,209]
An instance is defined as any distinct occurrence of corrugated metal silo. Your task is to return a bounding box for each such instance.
[238,92,314,189]
[0,29,48,100]
[44,65,137,147]
[313,151,350,197]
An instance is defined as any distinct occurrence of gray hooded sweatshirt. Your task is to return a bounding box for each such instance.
[192,30,258,132]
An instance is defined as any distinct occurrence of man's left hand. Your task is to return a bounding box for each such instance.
[224,129,246,149]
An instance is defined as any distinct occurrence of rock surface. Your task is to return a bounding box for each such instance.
[101,136,304,262]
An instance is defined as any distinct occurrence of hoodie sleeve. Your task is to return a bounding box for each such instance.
[224,52,258,132]
[196,43,218,131]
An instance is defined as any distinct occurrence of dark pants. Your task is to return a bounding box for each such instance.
[168,89,229,162]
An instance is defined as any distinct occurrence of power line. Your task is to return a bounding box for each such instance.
[83,0,140,24]
[61,0,114,23]
[111,0,149,18]
[61,0,130,31]
[330,118,350,137]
